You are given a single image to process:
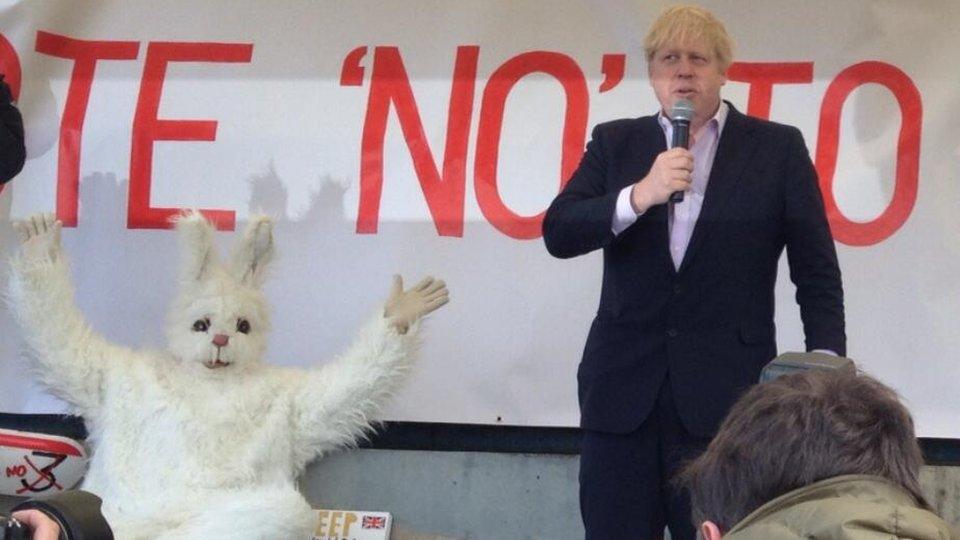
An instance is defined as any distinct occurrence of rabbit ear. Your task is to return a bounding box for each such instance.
[173,210,218,283]
[230,215,274,287]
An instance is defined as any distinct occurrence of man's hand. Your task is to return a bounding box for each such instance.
[384,275,449,334]
[13,213,63,265]
[10,509,61,540]
[630,147,694,213]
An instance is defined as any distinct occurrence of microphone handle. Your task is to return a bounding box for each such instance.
[669,121,690,203]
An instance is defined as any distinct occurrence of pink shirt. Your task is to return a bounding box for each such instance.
[610,103,837,356]
[612,102,729,269]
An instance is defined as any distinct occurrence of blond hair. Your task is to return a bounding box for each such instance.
[644,5,734,71]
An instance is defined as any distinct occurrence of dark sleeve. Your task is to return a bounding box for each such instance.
[782,127,847,355]
[0,78,26,184]
[12,490,114,539]
[541,124,621,259]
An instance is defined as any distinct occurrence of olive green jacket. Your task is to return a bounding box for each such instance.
[725,475,957,539]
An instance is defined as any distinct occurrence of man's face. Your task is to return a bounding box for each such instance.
[648,38,726,127]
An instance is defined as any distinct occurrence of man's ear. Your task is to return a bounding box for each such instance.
[701,521,723,540]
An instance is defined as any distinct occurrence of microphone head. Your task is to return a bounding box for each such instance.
[671,99,695,123]
[759,351,856,383]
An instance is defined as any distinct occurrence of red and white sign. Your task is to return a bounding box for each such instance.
[0,428,87,497]
[1,1,958,437]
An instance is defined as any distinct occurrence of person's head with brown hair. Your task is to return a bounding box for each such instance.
[680,369,927,538]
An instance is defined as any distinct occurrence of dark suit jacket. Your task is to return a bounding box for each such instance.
[543,103,845,437]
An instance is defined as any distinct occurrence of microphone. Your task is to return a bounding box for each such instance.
[759,351,855,383]
[668,98,694,203]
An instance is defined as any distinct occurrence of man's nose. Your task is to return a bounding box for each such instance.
[676,57,694,77]
[212,334,229,347]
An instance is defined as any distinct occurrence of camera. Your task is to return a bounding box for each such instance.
[0,515,29,540]
[1,491,112,540]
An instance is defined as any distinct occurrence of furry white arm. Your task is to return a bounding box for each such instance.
[288,311,420,467]
[6,216,131,416]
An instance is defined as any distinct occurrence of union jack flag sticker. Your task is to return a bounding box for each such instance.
[362,515,386,529]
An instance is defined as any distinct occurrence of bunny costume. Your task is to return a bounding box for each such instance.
[7,212,433,539]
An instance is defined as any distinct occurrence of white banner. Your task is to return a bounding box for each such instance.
[1,1,958,437]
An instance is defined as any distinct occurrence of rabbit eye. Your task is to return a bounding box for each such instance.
[192,319,210,332]
[237,319,251,334]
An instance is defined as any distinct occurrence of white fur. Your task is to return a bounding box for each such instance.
[6,212,420,539]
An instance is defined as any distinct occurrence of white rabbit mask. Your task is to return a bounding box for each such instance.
[165,212,274,373]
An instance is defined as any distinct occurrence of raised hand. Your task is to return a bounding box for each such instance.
[13,213,63,264]
[630,147,694,212]
[383,275,449,334]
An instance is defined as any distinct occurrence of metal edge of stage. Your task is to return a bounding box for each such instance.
[4,414,960,465]
[364,422,960,466]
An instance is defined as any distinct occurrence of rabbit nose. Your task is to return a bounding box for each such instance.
[212,334,229,347]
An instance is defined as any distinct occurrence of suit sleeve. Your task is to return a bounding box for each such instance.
[782,127,847,355]
[542,125,622,259]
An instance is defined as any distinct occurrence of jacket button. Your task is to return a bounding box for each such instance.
[667,328,678,338]
[673,284,682,294]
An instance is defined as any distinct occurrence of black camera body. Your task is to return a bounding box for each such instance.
[0,515,31,540]
[0,492,111,540]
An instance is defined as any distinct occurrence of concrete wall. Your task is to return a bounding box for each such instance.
[303,449,960,540]
[302,449,582,540]
[4,448,958,538]
[922,466,960,526]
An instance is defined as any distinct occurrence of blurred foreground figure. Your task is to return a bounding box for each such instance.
[681,369,956,539]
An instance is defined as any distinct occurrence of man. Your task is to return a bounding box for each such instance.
[542,5,845,539]
[681,369,955,539]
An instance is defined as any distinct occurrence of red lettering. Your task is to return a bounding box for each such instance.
[355,46,478,237]
[727,62,813,120]
[474,51,588,239]
[815,61,922,246]
[5,465,26,477]
[0,33,21,101]
[128,42,252,230]
[34,31,140,227]
[599,54,625,93]
[340,46,367,87]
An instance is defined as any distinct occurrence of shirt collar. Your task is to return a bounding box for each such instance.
[657,100,729,136]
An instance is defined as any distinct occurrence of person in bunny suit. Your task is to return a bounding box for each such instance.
[6,212,449,539]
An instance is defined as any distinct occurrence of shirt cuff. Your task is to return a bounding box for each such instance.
[812,349,839,356]
[612,185,642,235]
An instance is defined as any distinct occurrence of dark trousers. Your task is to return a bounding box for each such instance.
[579,378,711,540]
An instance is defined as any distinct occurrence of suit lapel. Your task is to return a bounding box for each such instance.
[631,114,668,175]
[677,104,758,274]
[630,116,674,275]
